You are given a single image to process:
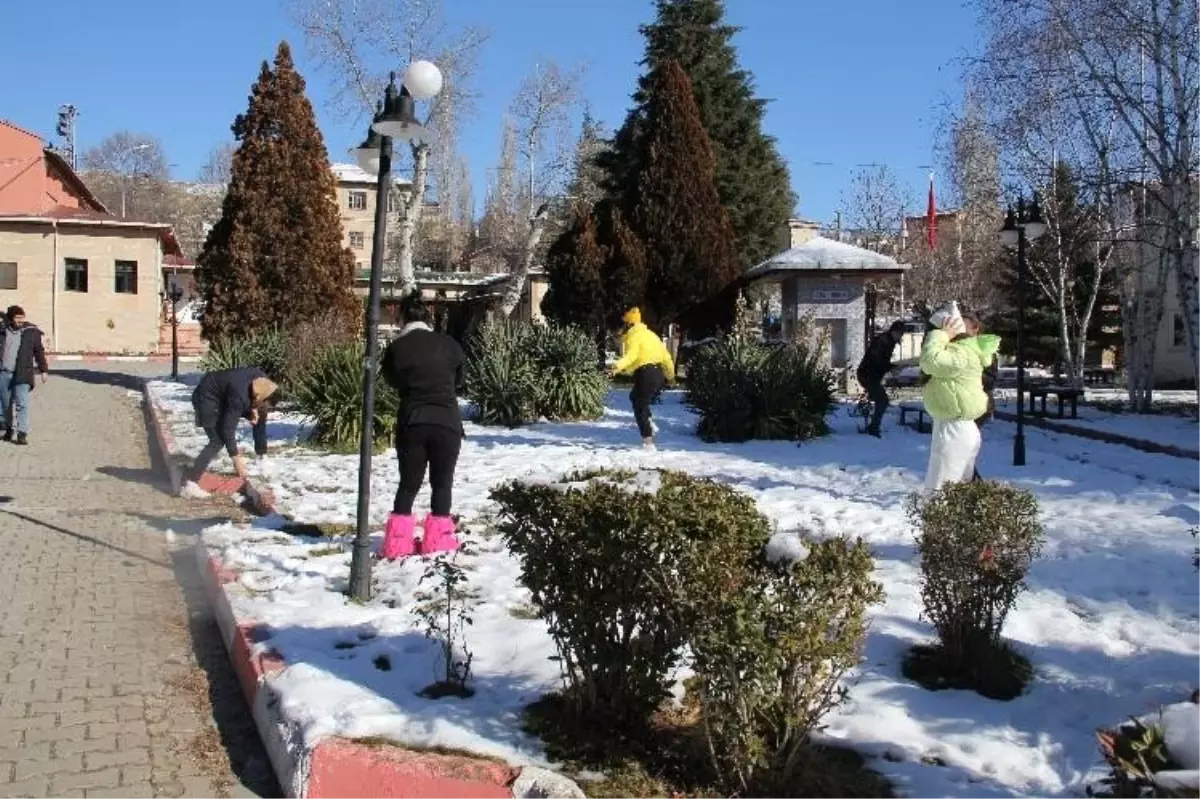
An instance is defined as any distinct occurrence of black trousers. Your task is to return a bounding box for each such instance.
[861,375,889,431]
[629,364,665,439]
[189,426,226,481]
[393,424,462,516]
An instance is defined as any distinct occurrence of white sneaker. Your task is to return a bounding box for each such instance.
[180,480,210,499]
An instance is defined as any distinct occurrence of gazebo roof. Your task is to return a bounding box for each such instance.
[745,236,909,280]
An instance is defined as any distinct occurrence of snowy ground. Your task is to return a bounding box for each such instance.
[149,379,1200,798]
[994,397,1198,454]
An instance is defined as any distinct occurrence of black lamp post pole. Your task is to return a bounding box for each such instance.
[349,134,394,602]
[1013,197,1028,467]
[170,293,180,380]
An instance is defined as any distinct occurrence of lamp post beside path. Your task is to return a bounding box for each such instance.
[347,63,443,602]
[999,192,1046,467]
[161,282,185,380]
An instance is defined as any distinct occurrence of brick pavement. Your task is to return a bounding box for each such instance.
[0,366,278,798]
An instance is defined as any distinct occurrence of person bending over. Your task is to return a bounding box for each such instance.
[609,307,676,452]
[379,292,465,559]
[185,366,277,494]
[856,320,907,437]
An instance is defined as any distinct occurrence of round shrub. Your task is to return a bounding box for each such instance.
[464,321,606,427]
[905,480,1045,699]
[688,534,884,795]
[201,329,287,384]
[292,341,399,450]
[490,468,771,730]
[685,337,835,443]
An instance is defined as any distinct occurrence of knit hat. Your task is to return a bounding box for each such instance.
[622,307,642,326]
[250,377,279,405]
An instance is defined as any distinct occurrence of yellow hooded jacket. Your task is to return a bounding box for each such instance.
[612,310,675,381]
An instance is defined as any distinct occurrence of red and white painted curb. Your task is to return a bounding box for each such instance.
[200,548,582,798]
[52,353,203,363]
[142,381,183,496]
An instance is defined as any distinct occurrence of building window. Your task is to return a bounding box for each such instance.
[0,262,16,290]
[1173,314,1186,347]
[348,191,367,210]
[349,231,365,249]
[387,193,399,213]
[64,258,88,293]
[114,260,138,294]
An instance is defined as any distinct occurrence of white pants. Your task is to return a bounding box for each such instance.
[924,419,982,492]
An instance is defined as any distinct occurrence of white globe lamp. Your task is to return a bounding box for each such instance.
[402,60,443,100]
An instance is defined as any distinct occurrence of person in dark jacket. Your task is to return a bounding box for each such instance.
[855,320,907,437]
[184,366,278,494]
[378,292,466,559]
[0,306,49,445]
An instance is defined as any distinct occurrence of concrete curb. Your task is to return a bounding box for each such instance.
[52,354,203,363]
[199,545,575,798]
[142,380,183,496]
[994,410,1200,461]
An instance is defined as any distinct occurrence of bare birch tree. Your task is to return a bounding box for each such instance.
[974,0,1198,407]
[199,142,236,187]
[839,164,907,253]
[498,60,585,317]
[292,0,487,295]
[81,131,170,220]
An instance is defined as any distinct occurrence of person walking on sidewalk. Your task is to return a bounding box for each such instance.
[609,307,675,452]
[919,303,1001,491]
[379,292,466,560]
[856,320,907,437]
[183,366,277,495]
[0,305,48,445]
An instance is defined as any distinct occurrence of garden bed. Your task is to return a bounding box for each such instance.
[149,378,1199,797]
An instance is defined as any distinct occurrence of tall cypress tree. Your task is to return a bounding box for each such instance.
[596,199,650,329]
[542,206,608,334]
[633,60,741,329]
[598,0,794,270]
[197,41,359,341]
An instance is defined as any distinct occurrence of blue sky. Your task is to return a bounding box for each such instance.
[1,0,980,223]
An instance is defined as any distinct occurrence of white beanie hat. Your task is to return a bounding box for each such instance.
[929,301,964,334]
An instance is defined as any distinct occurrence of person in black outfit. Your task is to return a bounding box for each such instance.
[0,306,48,445]
[185,366,278,492]
[379,292,465,559]
[855,320,907,437]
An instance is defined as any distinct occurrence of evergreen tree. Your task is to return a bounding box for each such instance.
[596,199,649,329]
[632,60,741,329]
[197,42,358,341]
[989,163,1120,372]
[564,110,609,210]
[598,0,794,270]
[542,206,608,336]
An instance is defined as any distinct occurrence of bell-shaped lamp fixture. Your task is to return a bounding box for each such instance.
[999,206,1019,247]
[371,73,433,144]
[1023,191,1048,241]
[351,101,385,174]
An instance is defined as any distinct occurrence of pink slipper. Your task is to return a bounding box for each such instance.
[422,515,461,555]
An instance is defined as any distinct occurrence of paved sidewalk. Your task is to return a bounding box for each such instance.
[0,367,277,798]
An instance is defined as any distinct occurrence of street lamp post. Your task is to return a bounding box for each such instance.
[999,193,1046,467]
[347,64,442,603]
[118,143,152,219]
[162,282,185,380]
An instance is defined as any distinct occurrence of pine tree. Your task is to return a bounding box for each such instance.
[595,199,649,329]
[196,42,358,341]
[542,206,608,334]
[632,60,741,329]
[598,0,794,270]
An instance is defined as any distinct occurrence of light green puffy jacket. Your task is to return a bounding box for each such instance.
[919,330,1001,421]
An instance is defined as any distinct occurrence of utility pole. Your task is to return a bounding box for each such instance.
[56,105,79,170]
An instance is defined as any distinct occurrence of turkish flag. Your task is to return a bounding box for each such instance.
[926,174,938,249]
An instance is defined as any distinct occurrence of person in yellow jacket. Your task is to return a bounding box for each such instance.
[609,307,676,450]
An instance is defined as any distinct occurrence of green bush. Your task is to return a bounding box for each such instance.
[906,480,1044,698]
[690,535,884,795]
[684,337,835,443]
[201,329,288,384]
[292,341,399,450]
[490,468,771,729]
[464,321,606,427]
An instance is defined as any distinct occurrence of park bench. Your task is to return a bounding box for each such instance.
[898,399,931,433]
[1027,385,1084,419]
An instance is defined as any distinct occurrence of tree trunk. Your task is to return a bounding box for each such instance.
[390,143,431,298]
[499,204,550,318]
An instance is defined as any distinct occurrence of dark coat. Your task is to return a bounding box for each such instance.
[857,331,898,384]
[191,367,269,456]
[3,322,48,387]
[380,324,465,435]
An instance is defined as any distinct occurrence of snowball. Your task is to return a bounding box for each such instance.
[765,532,809,565]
